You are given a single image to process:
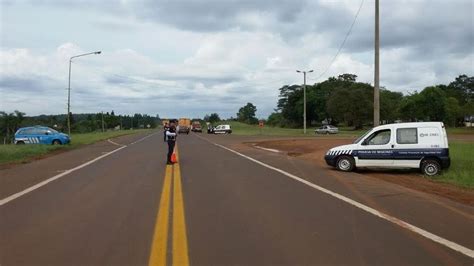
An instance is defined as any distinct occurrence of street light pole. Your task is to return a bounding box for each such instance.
[67,51,101,135]
[297,69,313,134]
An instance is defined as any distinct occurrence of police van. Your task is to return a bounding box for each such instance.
[324,122,450,176]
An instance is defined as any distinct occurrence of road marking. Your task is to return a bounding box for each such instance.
[148,144,190,266]
[0,145,127,206]
[148,165,173,266]
[172,146,190,266]
[194,135,474,259]
[130,132,158,145]
[0,132,158,206]
[107,139,123,146]
[254,145,280,153]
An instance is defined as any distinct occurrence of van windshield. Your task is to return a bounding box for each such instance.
[354,129,371,144]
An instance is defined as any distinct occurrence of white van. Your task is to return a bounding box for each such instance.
[324,122,450,176]
[213,124,232,134]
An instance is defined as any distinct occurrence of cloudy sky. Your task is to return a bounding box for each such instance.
[1,0,473,119]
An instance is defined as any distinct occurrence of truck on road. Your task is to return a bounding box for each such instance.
[191,121,202,132]
[178,118,191,134]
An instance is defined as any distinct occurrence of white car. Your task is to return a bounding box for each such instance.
[315,125,339,134]
[324,122,450,176]
[213,124,232,134]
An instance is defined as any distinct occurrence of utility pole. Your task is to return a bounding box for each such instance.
[131,116,133,130]
[374,0,380,126]
[120,116,123,130]
[297,69,314,134]
[101,111,105,132]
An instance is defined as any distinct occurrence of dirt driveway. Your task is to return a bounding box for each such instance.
[254,137,474,205]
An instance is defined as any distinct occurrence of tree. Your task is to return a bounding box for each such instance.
[237,103,258,124]
[204,113,221,124]
[445,97,461,127]
[380,89,403,123]
[418,86,447,121]
[267,112,283,126]
[337,73,357,83]
[326,83,373,129]
[399,92,423,122]
[0,110,25,143]
[447,74,473,105]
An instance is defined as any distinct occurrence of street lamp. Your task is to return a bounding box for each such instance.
[67,51,101,135]
[296,69,313,134]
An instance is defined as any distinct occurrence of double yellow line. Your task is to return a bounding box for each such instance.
[149,146,189,266]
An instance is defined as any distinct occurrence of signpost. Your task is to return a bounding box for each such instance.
[259,120,264,135]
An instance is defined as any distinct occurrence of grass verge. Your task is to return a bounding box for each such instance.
[0,129,152,165]
[432,141,474,188]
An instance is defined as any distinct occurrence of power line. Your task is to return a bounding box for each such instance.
[310,0,365,82]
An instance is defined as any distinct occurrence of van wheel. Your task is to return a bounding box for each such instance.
[421,159,440,176]
[16,141,25,145]
[52,140,62,145]
[336,156,355,172]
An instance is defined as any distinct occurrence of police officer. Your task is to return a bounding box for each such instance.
[163,122,170,142]
[165,122,177,164]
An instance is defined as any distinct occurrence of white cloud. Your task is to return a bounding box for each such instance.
[1,0,473,118]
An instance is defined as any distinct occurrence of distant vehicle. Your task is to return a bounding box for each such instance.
[14,126,70,145]
[178,118,191,134]
[324,122,450,176]
[191,121,202,132]
[207,124,214,134]
[213,124,232,134]
[161,119,170,127]
[315,125,339,134]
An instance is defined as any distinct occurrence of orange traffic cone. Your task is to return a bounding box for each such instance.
[171,151,177,163]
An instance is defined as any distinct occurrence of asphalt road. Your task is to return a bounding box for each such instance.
[1,131,473,266]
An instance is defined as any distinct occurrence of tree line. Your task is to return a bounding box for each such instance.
[265,74,473,129]
[0,111,160,143]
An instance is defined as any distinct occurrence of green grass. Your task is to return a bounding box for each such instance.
[446,127,474,135]
[0,129,152,165]
[224,121,366,137]
[431,141,474,188]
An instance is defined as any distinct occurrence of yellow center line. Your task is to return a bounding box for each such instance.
[148,165,173,266]
[149,144,190,266]
[172,145,190,266]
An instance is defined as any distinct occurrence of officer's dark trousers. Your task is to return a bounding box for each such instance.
[167,140,176,163]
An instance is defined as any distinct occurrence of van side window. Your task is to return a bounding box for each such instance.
[366,129,391,145]
[397,128,418,144]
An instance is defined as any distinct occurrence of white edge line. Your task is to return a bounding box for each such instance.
[0,145,127,206]
[193,134,474,259]
[0,132,158,206]
[254,145,280,153]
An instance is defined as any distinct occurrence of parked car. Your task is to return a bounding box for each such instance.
[324,122,450,176]
[315,125,339,134]
[213,124,232,134]
[14,126,70,145]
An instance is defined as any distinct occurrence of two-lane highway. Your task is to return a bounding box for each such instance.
[1,132,473,265]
